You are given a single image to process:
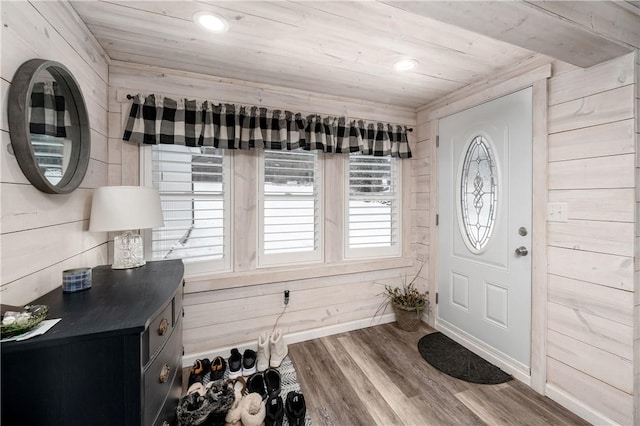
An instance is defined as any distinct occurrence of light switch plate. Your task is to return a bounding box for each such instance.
[547,202,568,222]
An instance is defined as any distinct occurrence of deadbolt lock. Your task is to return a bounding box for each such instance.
[518,227,528,236]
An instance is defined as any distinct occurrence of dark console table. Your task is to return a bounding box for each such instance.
[1,259,184,426]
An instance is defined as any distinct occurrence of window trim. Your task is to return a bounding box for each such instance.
[343,154,402,260]
[257,149,324,267]
[140,144,233,275]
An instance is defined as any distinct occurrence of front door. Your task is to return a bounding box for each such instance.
[437,88,532,371]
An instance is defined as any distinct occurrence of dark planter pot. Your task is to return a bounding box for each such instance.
[392,304,423,331]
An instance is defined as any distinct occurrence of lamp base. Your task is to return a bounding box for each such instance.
[112,231,146,269]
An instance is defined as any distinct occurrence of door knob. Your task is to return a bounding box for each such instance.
[515,246,528,256]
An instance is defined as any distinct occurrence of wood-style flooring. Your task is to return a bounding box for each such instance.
[288,323,589,426]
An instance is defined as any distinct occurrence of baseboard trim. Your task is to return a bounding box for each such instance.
[182,313,396,367]
[545,384,620,426]
[436,318,531,386]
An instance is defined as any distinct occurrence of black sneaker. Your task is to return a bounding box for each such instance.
[246,373,267,399]
[265,395,284,426]
[242,348,257,376]
[285,391,306,426]
[228,348,242,379]
[188,358,210,387]
[264,368,281,397]
[209,356,226,381]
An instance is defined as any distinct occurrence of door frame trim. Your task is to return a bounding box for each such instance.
[428,65,550,394]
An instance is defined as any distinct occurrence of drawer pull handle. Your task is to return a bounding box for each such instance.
[159,364,170,383]
[158,318,170,336]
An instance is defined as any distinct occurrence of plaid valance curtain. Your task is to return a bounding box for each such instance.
[29,81,70,138]
[123,94,411,158]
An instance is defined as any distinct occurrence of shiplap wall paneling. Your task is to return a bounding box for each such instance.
[412,120,434,325]
[108,62,416,360]
[183,266,410,355]
[0,1,109,305]
[634,46,639,426]
[547,358,633,426]
[546,53,636,426]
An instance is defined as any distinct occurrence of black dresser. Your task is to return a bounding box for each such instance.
[1,259,184,426]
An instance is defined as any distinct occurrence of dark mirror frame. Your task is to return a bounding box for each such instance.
[8,59,91,194]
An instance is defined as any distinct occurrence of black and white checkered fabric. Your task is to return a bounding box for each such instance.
[29,81,70,138]
[123,94,411,158]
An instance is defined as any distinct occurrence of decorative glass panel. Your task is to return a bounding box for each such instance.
[460,136,498,251]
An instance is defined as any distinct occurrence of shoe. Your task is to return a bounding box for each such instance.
[242,348,257,376]
[263,368,281,398]
[285,391,306,426]
[224,389,244,426]
[210,356,226,381]
[205,380,235,425]
[246,373,267,399]
[269,329,288,368]
[176,392,212,425]
[257,332,270,372]
[265,395,284,426]
[228,348,243,379]
[188,358,211,386]
[186,381,205,396]
[227,376,247,396]
[240,392,266,426]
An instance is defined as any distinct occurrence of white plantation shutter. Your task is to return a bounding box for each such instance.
[345,153,401,258]
[147,144,230,273]
[31,134,68,185]
[259,149,323,265]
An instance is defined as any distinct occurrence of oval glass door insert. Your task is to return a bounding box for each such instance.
[459,135,498,252]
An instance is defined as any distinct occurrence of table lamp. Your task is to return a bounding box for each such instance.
[89,186,164,269]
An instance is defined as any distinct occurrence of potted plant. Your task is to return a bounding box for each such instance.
[376,261,429,331]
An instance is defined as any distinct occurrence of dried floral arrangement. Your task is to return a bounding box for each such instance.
[375,260,430,316]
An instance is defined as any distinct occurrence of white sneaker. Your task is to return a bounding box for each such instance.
[257,332,270,372]
[269,329,288,368]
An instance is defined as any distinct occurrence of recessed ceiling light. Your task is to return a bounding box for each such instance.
[393,59,418,72]
[193,11,229,33]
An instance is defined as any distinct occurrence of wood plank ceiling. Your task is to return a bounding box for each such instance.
[71,1,638,108]
[70,1,539,109]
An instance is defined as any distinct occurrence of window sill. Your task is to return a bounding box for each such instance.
[183,257,414,293]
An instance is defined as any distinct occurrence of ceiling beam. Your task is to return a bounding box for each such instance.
[385,1,636,68]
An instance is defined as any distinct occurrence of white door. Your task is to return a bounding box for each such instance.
[437,88,532,370]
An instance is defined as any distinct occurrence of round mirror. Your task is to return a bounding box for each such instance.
[8,59,90,194]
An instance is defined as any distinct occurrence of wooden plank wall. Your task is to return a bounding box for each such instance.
[108,61,417,362]
[411,121,434,325]
[0,2,109,305]
[546,52,636,426]
[635,47,640,426]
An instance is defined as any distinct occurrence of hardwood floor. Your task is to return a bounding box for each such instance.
[288,323,589,426]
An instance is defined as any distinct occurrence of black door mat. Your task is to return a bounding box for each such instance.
[417,332,512,384]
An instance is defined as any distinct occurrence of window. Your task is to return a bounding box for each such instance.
[345,153,401,258]
[258,149,323,266]
[30,134,69,185]
[142,144,231,274]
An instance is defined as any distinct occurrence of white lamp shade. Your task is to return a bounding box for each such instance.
[89,186,164,232]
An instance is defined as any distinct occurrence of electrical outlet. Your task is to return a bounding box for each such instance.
[284,290,290,305]
[547,202,568,222]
